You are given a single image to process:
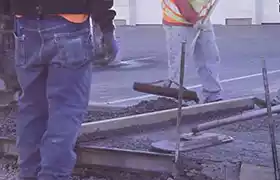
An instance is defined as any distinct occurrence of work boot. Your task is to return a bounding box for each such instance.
[162,79,172,87]
[202,89,223,104]
[204,97,223,104]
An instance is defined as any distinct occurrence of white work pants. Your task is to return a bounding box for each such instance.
[164,22,222,102]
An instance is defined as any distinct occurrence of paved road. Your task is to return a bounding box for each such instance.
[1,25,280,106]
[90,25,280,105]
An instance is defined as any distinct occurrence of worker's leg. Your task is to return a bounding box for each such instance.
[14,17,48,179]
[193,22,222,103]
[38,17,93,180]
[163,25,188,84]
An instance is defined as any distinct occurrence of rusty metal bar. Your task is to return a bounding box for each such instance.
[0,137,177,173]
[76,145,174,173]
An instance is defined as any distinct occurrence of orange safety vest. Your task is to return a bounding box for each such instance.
[59,14,88,23]
[162,0,212,25]
[16,14,88,23]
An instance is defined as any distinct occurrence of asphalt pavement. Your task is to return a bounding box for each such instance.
[1,25,280,107]
[90,24,280,106]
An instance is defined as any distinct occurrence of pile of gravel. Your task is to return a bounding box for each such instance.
[0,98,185,180]
[85,97,180,122]
[0,97,180,139]
[0,97,244,180]
[0,107,16,139]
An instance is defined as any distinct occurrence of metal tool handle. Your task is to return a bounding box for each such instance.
[189,0,220,53]
[191,104,280,134]
[172,1,221,179]
[172,41,186,179]
[262,58,280,180]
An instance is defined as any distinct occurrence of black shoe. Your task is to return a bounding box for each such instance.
[204,98,223,104]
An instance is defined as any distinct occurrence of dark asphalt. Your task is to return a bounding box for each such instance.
[90,25,280,105]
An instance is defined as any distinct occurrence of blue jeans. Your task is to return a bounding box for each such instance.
[14,16,94,180]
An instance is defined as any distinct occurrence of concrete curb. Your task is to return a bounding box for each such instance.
[87,102,125,112]
[81,96,256,134]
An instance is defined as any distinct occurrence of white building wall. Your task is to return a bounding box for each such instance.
[262,0,280,23]
[211,0,256,24]
[113,0,279,25]
[113,0,130,24]
[135,0,162,25]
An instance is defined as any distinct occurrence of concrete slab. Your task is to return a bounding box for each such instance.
[240,163,274,180]
[81,96,255,134]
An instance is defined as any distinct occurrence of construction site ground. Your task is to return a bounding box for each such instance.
[0,25,280,179]
[0,103,279,179]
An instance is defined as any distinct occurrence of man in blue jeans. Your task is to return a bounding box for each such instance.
[0,3,118,104]
[1,0,117,179]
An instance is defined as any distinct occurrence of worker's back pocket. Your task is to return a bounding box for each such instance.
[53,28,94,69]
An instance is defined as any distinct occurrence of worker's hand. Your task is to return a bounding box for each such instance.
[101,31,119,65]
[193,19,212,31]
[93,31,119,66]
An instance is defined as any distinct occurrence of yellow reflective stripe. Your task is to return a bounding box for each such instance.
[162,1,183,17]
[163,8,190,24]
[162,0,214,24]
[163,0,180,14]
[162,0,190,24]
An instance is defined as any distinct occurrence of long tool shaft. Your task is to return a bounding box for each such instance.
[262,58,280,180]
[172,1,221,179]
[173,41,186,179]
[191,104,280,133]
[190,0,220,50]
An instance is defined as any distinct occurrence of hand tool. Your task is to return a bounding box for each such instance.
[261,58,280,180]
[170,1,221,179]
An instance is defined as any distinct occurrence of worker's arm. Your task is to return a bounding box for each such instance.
[174,0,200,24]
[90,0,116,33]
[89,0,118,65]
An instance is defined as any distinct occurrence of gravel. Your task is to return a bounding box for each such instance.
[2,96,268,180]
[0,97,246,180]
[0,97,204,180]
[0,97,180,139]
[85,97,181,122]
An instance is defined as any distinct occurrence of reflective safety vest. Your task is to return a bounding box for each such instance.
[162,0,212,25]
